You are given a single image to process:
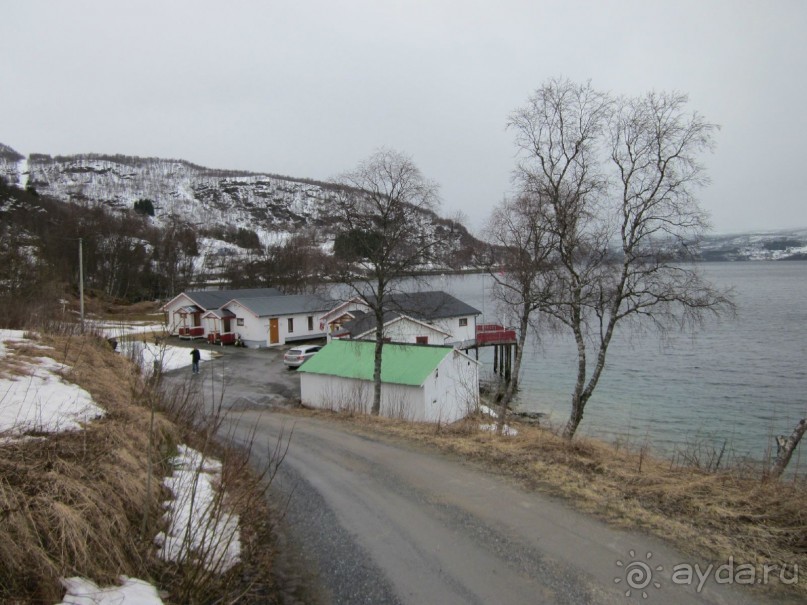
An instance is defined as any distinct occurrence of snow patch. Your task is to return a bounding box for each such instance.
[57,576,163,605]
[154,445,241,572]
[479,423,518,437]
[479,404,498,418]
[0,330,104,438]
[117,340,214,375]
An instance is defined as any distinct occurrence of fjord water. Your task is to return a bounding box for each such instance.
[437,262,807,463]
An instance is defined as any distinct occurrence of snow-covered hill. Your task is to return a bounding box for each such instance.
[0,144,476,264]
[20,150,343,247]
[699,229,807,261]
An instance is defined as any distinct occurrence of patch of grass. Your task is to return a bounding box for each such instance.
[0,333,177,602]
[288,406,807,599]
[0,331,284,603]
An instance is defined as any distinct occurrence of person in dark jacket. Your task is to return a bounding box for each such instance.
[190,348,201,374]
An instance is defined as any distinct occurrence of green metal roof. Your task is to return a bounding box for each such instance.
[297,340,452,386]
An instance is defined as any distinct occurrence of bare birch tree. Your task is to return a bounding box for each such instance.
[483,193,555,431]
[501,78,733,440]
[770,418,807,479]
[333,149,440,416]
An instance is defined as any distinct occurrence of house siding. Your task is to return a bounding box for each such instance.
[164,294,202,335]
[225,301,267,348]
[431,315,477,345]
[362,319,450,345]
[301,374,425,420]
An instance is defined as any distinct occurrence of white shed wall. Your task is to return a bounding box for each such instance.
[421,350,480,423]
[301,374,426,420]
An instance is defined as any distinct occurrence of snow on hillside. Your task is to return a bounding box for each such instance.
[24,153,341,249]
[0,325,240,601]
[154,445,241,572]
[1,144,478,275]
[57,577,164,605]
[0,143,25,186]
[0,330,104,438]
[699,228,807,261]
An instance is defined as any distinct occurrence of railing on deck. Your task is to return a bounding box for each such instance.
[475,323,516,345]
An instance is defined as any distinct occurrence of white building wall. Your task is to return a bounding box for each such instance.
[163,294,201,335]
[275,312,327,346]
[224,301,268,348]
[431,315,478,346]
[363,320,451,345]
[301,374,425,420]
[421,350,480,423]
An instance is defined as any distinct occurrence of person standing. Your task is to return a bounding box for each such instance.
[190,347,201,374]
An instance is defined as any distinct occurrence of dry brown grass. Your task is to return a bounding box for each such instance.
[289,406,807,599]
[0,332,179,602]
[0,331,283,603]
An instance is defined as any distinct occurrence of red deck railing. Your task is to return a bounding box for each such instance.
[475,324,516,345]
[178,326,205,338]
[207,331,236,345]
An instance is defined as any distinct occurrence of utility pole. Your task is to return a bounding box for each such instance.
[79,238,85,333]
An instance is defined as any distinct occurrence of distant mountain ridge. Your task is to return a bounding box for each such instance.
[0,144,477,267]
[1,143,804,264]
[699,229,807,261]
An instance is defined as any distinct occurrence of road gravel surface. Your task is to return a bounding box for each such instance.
[164,343,794,605]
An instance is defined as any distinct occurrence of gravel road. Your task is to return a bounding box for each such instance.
[164,343,794,605]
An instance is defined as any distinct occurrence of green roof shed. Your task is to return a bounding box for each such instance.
[297,340,452,386]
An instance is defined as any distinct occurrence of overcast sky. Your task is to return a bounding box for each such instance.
[2,1,805,234]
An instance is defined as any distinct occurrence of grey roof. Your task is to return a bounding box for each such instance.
[235,294,335,317]
[364,291,480,320]
[184,287,282,310]
[203,308,236,319]
[334,310,401,338]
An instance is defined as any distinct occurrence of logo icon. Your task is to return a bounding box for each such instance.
[615,550,663,598]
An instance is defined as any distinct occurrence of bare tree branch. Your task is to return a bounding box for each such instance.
[491,79,733,440]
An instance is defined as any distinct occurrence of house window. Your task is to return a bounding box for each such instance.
[237,318,244,327]
[459,318,468,327]
[287,318,294,333]
[416,336,429,344]
[308,316,314,331]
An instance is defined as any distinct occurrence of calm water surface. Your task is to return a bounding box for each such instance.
[433,262,807,462]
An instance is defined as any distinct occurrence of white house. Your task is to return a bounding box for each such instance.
[321,291,481,347]
[226,294,334,348]
[162,288,334,347]
[298,340,480,424]
[163,288,282,340]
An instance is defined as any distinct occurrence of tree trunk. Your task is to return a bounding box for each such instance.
[770,418,807,479]
[371,321,383,416]
[562,316,588,440]
[497,312,528,435]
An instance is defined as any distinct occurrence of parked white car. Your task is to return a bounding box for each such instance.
[283,344,322,369]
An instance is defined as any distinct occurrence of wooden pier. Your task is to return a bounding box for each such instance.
[464,324,518,382]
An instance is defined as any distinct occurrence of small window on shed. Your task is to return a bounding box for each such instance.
[308,316,314,331]
[288,318,294,333]
[416,336,429,344]
[459,318,468,327]
[237,318,244,327]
